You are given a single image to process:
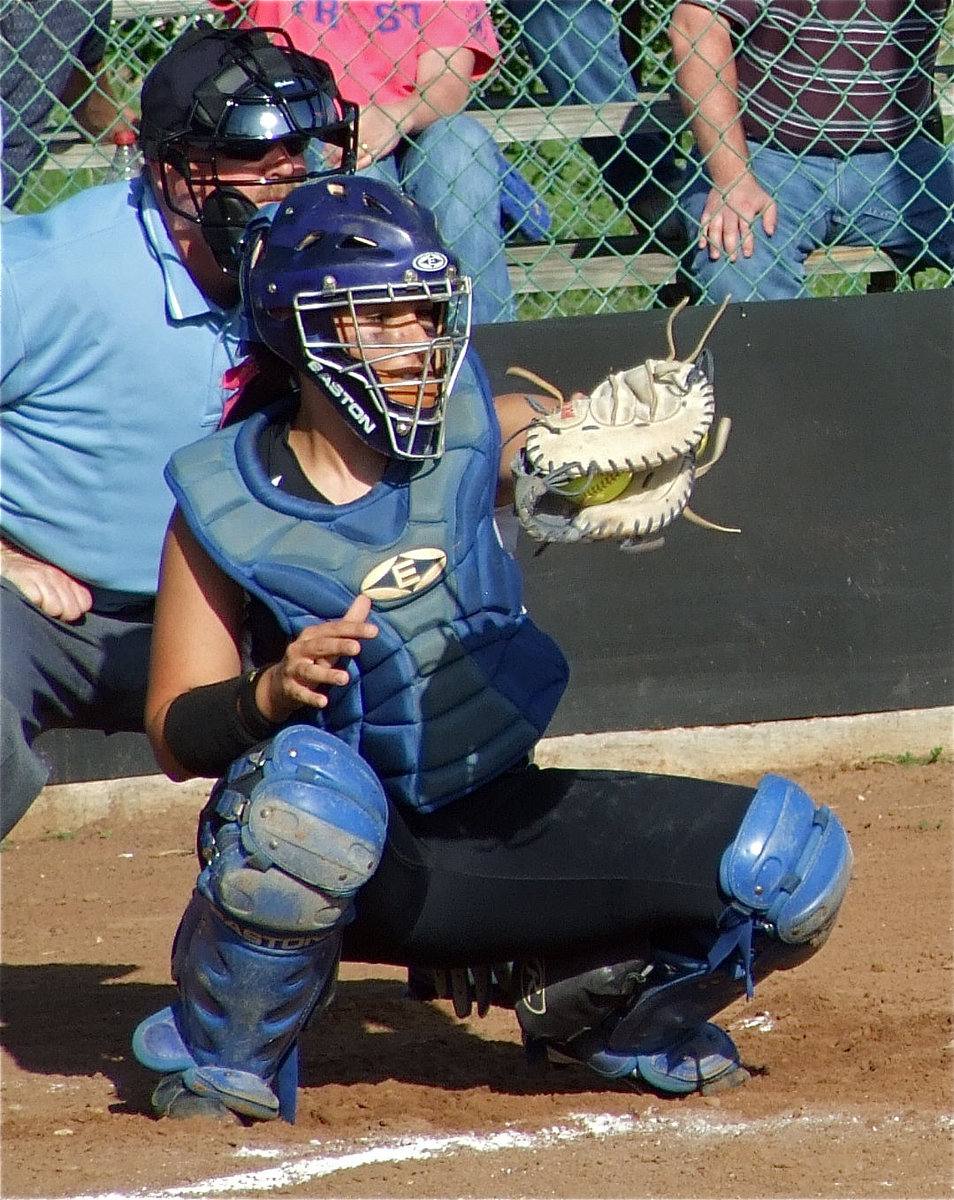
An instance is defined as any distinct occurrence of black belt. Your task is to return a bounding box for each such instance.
[90,587,155,618]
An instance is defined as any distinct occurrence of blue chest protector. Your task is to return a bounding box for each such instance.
[166,354,569,812]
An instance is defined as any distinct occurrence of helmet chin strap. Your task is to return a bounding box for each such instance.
[200,187,260,276]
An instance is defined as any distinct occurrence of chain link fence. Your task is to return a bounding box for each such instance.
[3,0,952,318]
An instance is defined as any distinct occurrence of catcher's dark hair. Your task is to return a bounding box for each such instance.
[223,343,297,426]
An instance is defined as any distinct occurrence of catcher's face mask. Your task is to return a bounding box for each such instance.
[241,175,473,459]
[294,278,472,460]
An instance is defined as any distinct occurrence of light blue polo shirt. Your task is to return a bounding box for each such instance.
[0,177,244,595]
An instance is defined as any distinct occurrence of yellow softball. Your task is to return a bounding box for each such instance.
[561,469,634,507]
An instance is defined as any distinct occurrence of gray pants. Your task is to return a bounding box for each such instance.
[0,580,152,838]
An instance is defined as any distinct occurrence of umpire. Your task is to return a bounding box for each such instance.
[0,21,357,839]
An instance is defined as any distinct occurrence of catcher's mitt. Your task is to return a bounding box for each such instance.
[511,296,739,552]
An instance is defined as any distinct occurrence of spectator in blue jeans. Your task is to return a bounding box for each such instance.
[211,0,516,324]
[669,0,954,302]
[502,0,687,254]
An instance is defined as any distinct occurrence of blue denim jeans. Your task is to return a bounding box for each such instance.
[0,580,152,838]
[502,0,685,244]
[683,135,954,302]
[505,0,641,104]
[361,115,516,325]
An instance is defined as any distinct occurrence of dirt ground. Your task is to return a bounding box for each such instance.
[2,755,951,1199]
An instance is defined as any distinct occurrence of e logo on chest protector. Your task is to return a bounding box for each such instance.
[360,548,447,602]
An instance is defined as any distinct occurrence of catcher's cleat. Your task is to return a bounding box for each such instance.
[150,1073,239,1123]
[542,1021,748,1097]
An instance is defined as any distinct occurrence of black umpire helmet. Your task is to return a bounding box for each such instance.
[139,20,357,274]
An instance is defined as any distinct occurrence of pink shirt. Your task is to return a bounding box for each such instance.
[209,2,499,108]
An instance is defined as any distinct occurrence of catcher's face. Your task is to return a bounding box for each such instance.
[291,278,470,459]
[332,301,444,409]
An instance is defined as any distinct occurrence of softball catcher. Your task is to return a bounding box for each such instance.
[132,177,852,1123]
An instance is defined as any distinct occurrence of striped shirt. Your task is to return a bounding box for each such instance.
[692,0,947,153]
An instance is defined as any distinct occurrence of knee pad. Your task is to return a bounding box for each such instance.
[600,776,853,1056]
[720,773,853,945]
[200,725,389,934]
[200,838,352,935]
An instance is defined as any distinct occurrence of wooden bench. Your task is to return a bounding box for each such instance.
[40,98,912,300]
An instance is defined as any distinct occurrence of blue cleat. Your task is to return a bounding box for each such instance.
[547,1021,748,1096]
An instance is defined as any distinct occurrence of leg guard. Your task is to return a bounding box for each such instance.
[720,772,853,946]
[135,891,340,1121]
[133,726,389,1122]
[201,723,390,927]
[605,774,853,1054]
[516,774,853,1095]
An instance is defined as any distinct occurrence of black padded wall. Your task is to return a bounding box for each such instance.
[34,290,953,779]
[473,289,953,734]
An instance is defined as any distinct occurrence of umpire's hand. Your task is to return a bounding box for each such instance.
[0,541,93,621]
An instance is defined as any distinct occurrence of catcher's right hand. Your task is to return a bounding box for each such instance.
[510,297,739,552]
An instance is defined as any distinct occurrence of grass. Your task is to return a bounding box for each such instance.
[16,165,108,213]
[867,746,948,766]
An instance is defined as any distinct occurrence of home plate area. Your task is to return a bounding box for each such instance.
[2,758,951,1198]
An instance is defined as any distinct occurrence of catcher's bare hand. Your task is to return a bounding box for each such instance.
[256,594,377,721]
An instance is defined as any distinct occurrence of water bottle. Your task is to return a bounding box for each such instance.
[107,128,142,182]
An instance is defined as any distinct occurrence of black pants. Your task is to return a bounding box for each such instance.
[342,764,754,968]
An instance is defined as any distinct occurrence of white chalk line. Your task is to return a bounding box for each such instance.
[70,1108,953,1200]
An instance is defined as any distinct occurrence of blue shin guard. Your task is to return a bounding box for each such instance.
[133,1008,301,1121]
[135,892,340,1121]
[606,775,853,1065]
[133,726,389,1122]
[519,774,852,1096]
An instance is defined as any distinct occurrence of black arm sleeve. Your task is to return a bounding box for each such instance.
[162,670,281,778]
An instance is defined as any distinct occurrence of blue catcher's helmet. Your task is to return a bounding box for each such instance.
[141,21,358,275]
[241,175,473,460]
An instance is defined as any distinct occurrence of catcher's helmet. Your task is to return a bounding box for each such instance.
[241,175,472,460]
[140,21,357,274]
